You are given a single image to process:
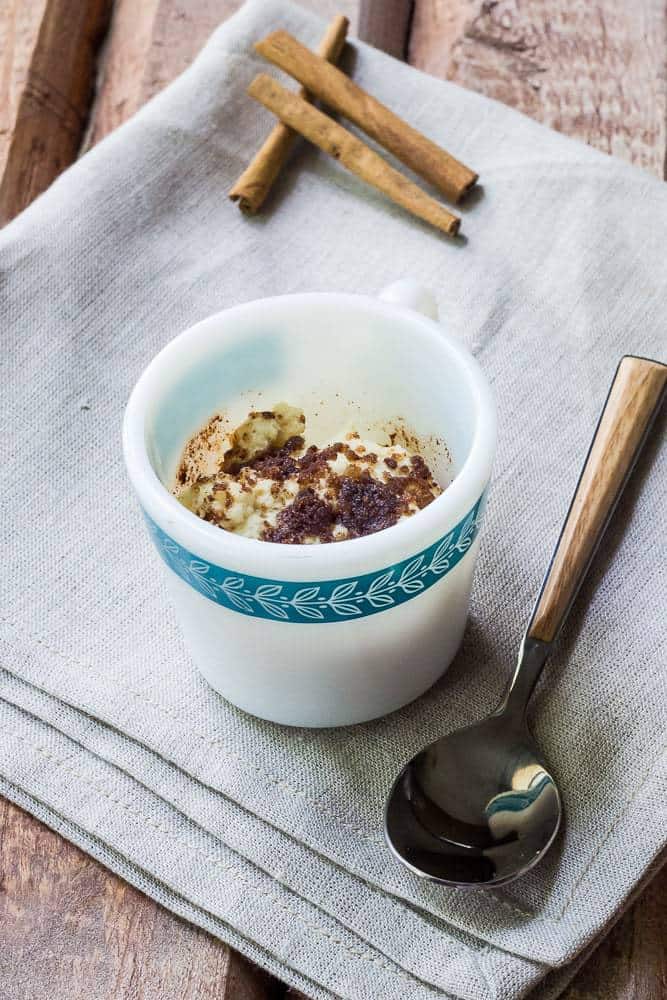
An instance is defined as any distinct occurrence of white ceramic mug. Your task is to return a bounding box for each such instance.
[123,280,496,727]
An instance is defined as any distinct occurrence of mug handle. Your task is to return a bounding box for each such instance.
[378,279,438,321]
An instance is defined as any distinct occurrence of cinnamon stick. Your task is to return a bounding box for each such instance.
[230,15,349,213]
[255,30,477,204]
[247,74,461,237]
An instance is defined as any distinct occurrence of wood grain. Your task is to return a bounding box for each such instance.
[409,0,667,177]
[255,30,477,202]
[358,0,414,59]
[82,0,241,149]
[0,0,113,225]
[0,1,45,179]
[529,356,667,643]
[0,797,277,1000]
[84,0,359,148]
[247,72,460,234]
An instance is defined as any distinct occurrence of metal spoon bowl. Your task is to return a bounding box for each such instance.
[385,641,561,886]
[385,355,666,887]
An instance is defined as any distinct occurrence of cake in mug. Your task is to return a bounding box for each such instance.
[174,403,442,543]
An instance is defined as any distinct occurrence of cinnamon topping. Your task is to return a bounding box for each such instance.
[264,488,335,543]
[174,403,443,543]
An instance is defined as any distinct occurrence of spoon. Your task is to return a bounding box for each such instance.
[385,355,666,887]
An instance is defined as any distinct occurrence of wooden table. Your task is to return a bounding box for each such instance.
[1,2,665,996]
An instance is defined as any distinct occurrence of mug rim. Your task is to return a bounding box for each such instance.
[123,291,496,577]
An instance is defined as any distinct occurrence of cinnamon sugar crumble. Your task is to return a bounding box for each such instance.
[174,404,442,543]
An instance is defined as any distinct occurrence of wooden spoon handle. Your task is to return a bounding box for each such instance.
[527,355,666,645]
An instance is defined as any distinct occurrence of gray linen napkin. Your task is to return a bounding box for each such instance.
[1,1,665,997]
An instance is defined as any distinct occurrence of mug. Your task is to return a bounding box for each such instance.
[123,280,496,726]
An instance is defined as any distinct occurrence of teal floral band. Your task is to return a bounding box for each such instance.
[146,492,485,624]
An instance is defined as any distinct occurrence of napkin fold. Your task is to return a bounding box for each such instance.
[1,1,665,997]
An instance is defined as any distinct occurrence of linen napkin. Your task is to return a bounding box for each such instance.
[1,1,665,997]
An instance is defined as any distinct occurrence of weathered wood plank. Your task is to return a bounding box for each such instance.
[82,0,240,148]
[0,1,46,179]
[0,0,113,225]
[409,0,667,177]
[0,798,276,1000]
[85,0,359,148]
[358,0,413,59]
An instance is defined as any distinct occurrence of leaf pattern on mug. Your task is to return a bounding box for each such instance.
[145,492,486,623]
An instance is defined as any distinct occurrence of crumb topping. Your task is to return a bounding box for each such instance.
[174,404,442,543]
